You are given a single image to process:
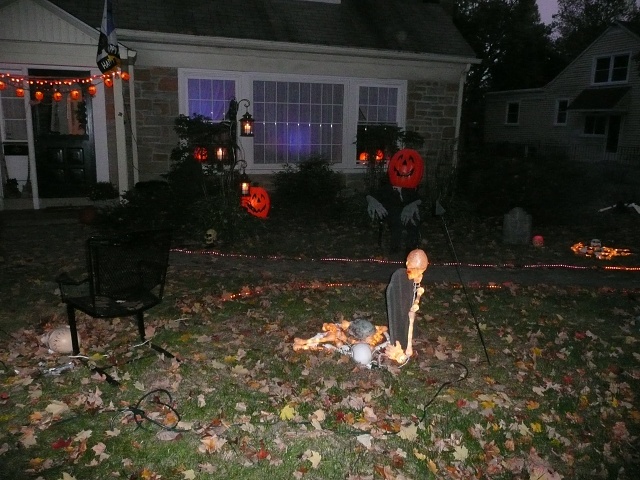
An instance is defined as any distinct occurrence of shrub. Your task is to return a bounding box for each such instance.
[272,157,345,218]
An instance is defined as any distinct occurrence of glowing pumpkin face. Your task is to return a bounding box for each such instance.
[244,186,270,218]
[193,146,208,163]
[388,149,424,189]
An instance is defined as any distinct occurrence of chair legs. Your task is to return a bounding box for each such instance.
[136,311,146,341]
[67,305,81,356]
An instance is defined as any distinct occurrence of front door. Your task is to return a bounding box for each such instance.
[30,69,95,198]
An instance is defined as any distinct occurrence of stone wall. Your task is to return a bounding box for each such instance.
[406,80,459,202]
[129,67,180,182]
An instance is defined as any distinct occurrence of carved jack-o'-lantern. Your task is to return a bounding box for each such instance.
[243,186,271,218]
[193,146,208,163]
[87,85,97,97]
[388,148,424,189]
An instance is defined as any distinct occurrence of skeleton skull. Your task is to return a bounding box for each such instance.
[204,229,217,245]
[406,249,429,282]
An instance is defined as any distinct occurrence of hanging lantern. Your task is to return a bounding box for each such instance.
[244,186,270,218]
[104,77,113,88]
[0,81,6,91]
[120,71,130,81]
[193,146,209,163]
[239,172,250,197]
[70,89,81,101]
[240,111,254,137]
[87,84,97,97]
[52,91,63,102]
[388,148,424,189]
[215,146,228,162]
[34,90,44,101]
[15,88,25,98]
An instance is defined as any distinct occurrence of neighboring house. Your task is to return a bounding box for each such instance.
[484,22,640,163]
[0,0,477,211]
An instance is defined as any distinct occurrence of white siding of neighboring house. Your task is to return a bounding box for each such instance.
[484,24,640,155]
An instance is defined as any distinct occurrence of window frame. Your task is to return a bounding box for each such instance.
[554,99,569,126]
[505,101,520,125]
[583,115,607,136]
[592,53,630,85]
[178,69,407,172]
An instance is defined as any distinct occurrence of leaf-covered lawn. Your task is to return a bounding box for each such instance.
[1,275,639,479]
[1,207,639,479]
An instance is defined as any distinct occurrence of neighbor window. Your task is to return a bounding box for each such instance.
[593,54,630,84]
[555,99,568,125]
[253,80,344,164]
[506,102,519,124]
[584,115,606,135]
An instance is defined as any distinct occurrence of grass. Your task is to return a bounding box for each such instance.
[0,199,639,479]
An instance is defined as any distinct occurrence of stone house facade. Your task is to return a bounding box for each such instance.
[0,0,477,210]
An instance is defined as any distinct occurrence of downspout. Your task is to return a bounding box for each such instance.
[453,63,471,169]
[113,72,128,195]
[127,49,139,185]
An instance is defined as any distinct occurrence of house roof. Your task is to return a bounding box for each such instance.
[45,0,476,59]
[567,86,631,111]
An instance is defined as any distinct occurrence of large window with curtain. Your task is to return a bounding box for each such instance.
[179,70,406,169]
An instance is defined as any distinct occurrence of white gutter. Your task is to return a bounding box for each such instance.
[116,29,480,66]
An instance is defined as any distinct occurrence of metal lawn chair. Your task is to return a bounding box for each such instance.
[56,229,172,357]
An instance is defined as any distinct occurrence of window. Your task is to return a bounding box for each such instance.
[0,88,28,141]
[555,99,568,125]
[593,54,629,84]
[186,78,235,121]
[506,102,519,124]
[179,69,407,169]
[584,115,606,135]
[253,80,344,164]
[358,86,398,125]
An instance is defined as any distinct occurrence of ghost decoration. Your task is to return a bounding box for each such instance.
[41,326,77,354]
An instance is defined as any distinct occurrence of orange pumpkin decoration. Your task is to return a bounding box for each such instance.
[70,89,81,101]
[104,77,113,88]
[388,148,424,189]
[34,90,44,101]
[0,81,6,91]
[193,146,208,163]
[243,186,270,218]
[120,71,130,81]
[15,88,25,97]
[374,149,385,162]
[52,91,63,102]
[87,85,97,97]
[358,151,369,163]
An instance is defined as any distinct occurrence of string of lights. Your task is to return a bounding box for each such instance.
[0,69,128,98]
[170,248,640,272]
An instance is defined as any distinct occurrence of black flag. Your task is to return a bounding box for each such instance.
[96,0,120,74]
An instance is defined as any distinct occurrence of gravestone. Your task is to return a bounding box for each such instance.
[386,268,415,350]
[503,207,531,245]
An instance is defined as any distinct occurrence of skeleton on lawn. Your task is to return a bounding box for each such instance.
[292,249,429,368]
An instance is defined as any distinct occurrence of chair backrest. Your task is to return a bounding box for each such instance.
[386,267,415,350]
[86,229,172,301]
